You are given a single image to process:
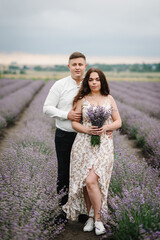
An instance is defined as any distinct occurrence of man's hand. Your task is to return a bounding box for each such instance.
[67,107,81,122]
[106,130,112,139]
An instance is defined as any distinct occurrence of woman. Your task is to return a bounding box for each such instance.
[63,68,121,235]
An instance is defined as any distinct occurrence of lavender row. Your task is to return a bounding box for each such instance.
[126,81,160,94]
[116,99,160,168]
[110,81,160,106]
[0,78,20,88]
[0,80,44,128]
[109,81,160,104]
[110,83,160,119]
[0,80,64,240]
[111,88,160,119]
[0,79,159,239]
[105,131,160,240]
[0,115,7,130]
[0,79,32,99]
[109,81,160,98]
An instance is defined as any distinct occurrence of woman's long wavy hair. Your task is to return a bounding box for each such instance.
[73,68,110,105]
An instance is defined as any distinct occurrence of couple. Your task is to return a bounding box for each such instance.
[43,52,121,236]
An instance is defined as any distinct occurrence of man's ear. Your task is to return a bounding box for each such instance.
[68,64,70,70]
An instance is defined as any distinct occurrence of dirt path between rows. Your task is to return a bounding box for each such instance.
[0,106,145,240]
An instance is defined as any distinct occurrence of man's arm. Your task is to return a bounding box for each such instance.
[43,83,69,120]
[67,105,81,121]
[43,83,81,122]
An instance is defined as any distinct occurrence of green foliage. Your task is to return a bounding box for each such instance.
[128,126,138,139]
[136,134,146,148]
[53,63,160,72]
[53,65,69,71]
[91,135,100,146]
[45,78,50,82]
[9,65,20,70]
[20,70,26,74]
[34,66,44,71]
[114,213,140,240]
[113,204,160,240]
[31,63,160,72]
[3,70,17,74]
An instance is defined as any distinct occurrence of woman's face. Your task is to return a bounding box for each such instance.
[88,72,101,93]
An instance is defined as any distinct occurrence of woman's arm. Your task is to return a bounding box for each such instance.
[72,100,99,135]
[98,95,122,135]
[106,95,122,131]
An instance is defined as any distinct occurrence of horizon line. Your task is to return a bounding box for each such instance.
[0,52,160,65]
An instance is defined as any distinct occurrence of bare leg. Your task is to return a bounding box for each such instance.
[83,186,92,214]
[85,167,102,221]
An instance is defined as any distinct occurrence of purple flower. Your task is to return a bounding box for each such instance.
[87,105,112,146]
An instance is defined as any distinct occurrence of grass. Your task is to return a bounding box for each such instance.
[105,71,160,82]
[1,70,69,81]
[1,70,160,82]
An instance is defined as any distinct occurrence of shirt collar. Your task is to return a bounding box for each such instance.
[70,76,82,88]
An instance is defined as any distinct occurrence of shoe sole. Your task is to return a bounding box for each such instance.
[95,231,106,235]
[83,228,94,232]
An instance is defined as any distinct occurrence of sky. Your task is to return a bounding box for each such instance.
[0,0,160,64]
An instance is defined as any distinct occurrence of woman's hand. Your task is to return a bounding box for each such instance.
[85,126,99,135]
[95,125,112,137]
[86,125,112,137]
[95,125,108,136]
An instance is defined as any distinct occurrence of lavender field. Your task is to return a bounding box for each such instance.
[109,81,160,168]
[0,78,160,239]
[0,79,44,131]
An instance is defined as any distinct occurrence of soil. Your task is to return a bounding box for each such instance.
[0,106,145,240]
[55,220,103,240]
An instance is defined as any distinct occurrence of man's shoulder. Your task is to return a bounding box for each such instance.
[49,75,71,91]
[55,75,72,86]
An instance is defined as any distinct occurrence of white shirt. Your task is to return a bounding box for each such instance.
[43,76,81,132]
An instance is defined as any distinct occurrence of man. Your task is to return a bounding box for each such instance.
[43,52,87,223]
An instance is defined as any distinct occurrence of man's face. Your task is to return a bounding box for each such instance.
[68,57,87,80]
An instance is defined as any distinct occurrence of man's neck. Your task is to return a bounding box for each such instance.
[72,77,83,85]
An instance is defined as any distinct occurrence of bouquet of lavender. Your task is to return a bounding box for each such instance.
[87,105,112,146]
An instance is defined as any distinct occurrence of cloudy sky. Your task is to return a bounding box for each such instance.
[0,0,160,64]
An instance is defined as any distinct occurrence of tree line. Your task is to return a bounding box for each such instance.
[2,63,160,73]
[35,63,160,72]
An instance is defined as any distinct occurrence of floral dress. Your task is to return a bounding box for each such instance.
[63,99,114,221]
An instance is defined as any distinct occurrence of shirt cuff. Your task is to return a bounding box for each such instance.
[61,111,69,120]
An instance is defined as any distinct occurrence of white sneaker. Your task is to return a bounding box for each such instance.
[83,217,94,232]
[95,221,106,235]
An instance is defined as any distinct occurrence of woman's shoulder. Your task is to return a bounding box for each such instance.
[74,98,85,107]
[105,94,116,106]
[80,95,89,103]
[78,97,86,103]
[104,94,114,101]
[106,94,115,101]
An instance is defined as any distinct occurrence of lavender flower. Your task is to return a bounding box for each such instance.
[0,115,7,131]
[115,99,160,168]
[105,131,160,240]
[0,80,44,125]
[110,81,160,119]
[0,79,32,99]
[1,79,160,239]
[0,78,19,88]
[87,105,112,146]
[0,80,65,239]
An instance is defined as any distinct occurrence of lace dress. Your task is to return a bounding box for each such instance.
[63,99,114,220]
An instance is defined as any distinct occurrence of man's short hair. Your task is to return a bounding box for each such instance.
[69,52,86,62]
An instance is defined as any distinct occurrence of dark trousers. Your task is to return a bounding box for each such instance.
[55,128,77,206]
